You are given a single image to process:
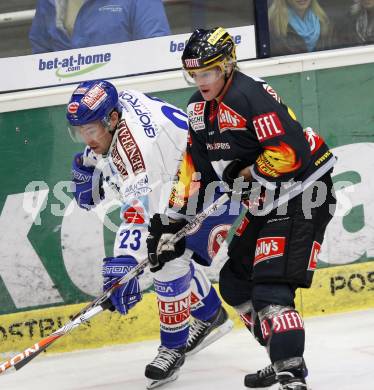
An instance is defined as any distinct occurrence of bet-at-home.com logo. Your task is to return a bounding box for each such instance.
[38,52,111,78]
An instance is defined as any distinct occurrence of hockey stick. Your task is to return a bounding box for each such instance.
[0,192,230,376]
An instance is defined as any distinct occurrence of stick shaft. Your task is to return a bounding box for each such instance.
[0,193,229,375]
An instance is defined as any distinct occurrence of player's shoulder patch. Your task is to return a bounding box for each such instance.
[262,83,281,103]
[187,101,206,131]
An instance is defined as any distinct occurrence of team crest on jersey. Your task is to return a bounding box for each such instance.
[256,142,301,178]
[218,102,247,132]
[208,224,230,259]
[82,85,107,110]
[188,102,206,131]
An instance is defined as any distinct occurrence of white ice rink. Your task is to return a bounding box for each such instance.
[1,309,373,390]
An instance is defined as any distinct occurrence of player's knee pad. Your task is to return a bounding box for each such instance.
[219,259,252,307]
[257,304,305,363]
[154,266,193,348]
[257,304,301,336]
[234,301,266,346]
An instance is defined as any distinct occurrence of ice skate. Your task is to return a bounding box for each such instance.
[145,346,185,389]
[277,373,308,390]
[186,306,233,356]
[276,360,309,390]
[244,363,277,388]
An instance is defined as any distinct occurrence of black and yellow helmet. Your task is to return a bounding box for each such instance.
[182,27,237,72]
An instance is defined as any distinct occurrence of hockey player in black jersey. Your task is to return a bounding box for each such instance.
[147,27,337,390]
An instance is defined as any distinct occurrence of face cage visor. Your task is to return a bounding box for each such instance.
[67,115,112,143]
[183,58,235,86]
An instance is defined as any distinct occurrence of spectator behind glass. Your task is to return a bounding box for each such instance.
[269,0,335,56]
[350,0,374,44]
[29,0,171,54]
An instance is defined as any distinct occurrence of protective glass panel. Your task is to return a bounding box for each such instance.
[0,0,254,58]
[267,0,371,57]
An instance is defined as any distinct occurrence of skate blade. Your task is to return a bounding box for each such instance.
[186,319,234,357]
[278,383,311,390]
[146,370,179,389]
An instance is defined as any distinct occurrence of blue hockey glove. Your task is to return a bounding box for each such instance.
[102,256,142,315]
[146,214,188,273]
[71,153,103,210]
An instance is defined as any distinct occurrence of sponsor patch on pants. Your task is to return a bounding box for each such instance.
[254,237,285,266]
[307,241,321,271]
[158,296,191,328]
[261,310,304,340]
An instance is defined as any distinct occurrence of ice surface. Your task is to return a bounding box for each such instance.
[1,309,373,390]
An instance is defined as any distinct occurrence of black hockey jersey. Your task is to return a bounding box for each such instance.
[169,71,336,216]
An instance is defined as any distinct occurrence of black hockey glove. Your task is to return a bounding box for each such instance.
[222,159,252,200]
[146,214,188,273]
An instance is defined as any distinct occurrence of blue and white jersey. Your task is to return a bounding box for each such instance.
[82,89,188,221]
[78,90,229,351]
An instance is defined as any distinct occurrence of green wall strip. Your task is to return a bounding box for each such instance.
[0,62,373,314]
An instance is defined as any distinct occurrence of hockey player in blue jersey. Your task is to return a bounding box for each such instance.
[66,80,237,388]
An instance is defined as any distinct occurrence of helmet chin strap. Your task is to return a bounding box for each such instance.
[224,63,235,83]
[215,67,235,100]
[102,120,118,157]
[104,109,120,134]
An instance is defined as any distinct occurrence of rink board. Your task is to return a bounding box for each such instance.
[1,59,374,357]
[1,61,374,316]
[0,261,373,357]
